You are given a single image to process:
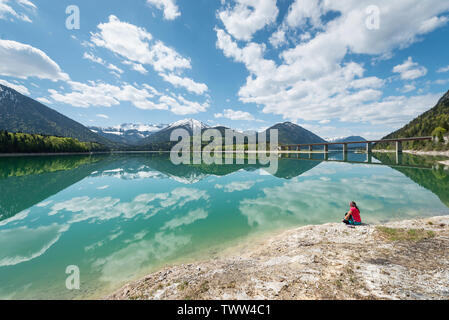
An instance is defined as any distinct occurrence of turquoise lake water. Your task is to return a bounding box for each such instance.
[0,152,448,299]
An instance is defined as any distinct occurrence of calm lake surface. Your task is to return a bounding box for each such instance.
[1,152,449,299]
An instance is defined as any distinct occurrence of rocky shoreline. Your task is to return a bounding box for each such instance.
[107,216,449,300]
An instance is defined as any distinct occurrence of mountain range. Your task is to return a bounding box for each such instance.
[0,83,391,150]
[89,123,168,145]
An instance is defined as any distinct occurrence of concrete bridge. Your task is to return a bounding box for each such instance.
[280,136,432,155]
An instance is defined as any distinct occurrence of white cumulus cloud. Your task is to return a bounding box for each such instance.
[269,28,286,48]
[48,80,166,110]
[393,57,428,80]
[159,94,210,115]
[215,0,449,126]
[146,0,180,20]
[285,0,323,29]
[214,108,255,121]
[48,79,209,115]
[159,73,208,95]
[0,39,69,81]
[437,65,449,73]
[0,0,35,23]
[91,15,191,73]
[218,0,279,41]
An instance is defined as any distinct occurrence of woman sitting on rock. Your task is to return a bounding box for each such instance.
[343,201,362,226]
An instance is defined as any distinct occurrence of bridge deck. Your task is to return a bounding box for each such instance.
[283,136,432,148]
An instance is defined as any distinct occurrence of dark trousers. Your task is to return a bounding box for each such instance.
[343,214,361,225]
[343,217,354,225]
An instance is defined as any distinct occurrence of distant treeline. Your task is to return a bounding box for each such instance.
[0,130,108,153]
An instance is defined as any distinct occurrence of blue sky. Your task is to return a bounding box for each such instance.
[1,0,449,139]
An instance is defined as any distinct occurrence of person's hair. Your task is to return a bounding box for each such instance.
[350,201,359,211]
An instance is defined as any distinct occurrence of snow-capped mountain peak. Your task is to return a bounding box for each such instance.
[167,118,210,130]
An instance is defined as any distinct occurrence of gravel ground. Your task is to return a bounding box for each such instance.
[107,216,449,300]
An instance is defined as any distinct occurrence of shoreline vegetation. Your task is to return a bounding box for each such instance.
[107,215,449,300]
[1,128,448,156]
[0,130,106,154]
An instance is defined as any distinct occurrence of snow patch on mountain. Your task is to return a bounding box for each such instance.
[90,123,168,137]
[114,123,168,133]
[327,136,348,142]
[0,85,18,104]
[167,118,210,130]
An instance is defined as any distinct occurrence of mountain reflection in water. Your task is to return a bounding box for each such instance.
[0,152,448,299]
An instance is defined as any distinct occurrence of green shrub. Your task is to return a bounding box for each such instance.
[432,127,447,143]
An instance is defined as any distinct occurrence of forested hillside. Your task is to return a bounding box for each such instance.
[377,90,449,150]
[0,84,116,147]
[0,131,107,153]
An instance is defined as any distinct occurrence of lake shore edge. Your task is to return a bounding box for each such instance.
[0,151,169,157]
[373,149,449,157]
[107,215,449,300]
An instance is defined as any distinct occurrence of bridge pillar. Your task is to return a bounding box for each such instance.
[366,142,372,154]
[296,146,300,152]
[396,152,403,165]
[367,153,372,164]
[396,141,403,154]
[324,145,329,153]
[309,145,313,152]
[343,143,348,153]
